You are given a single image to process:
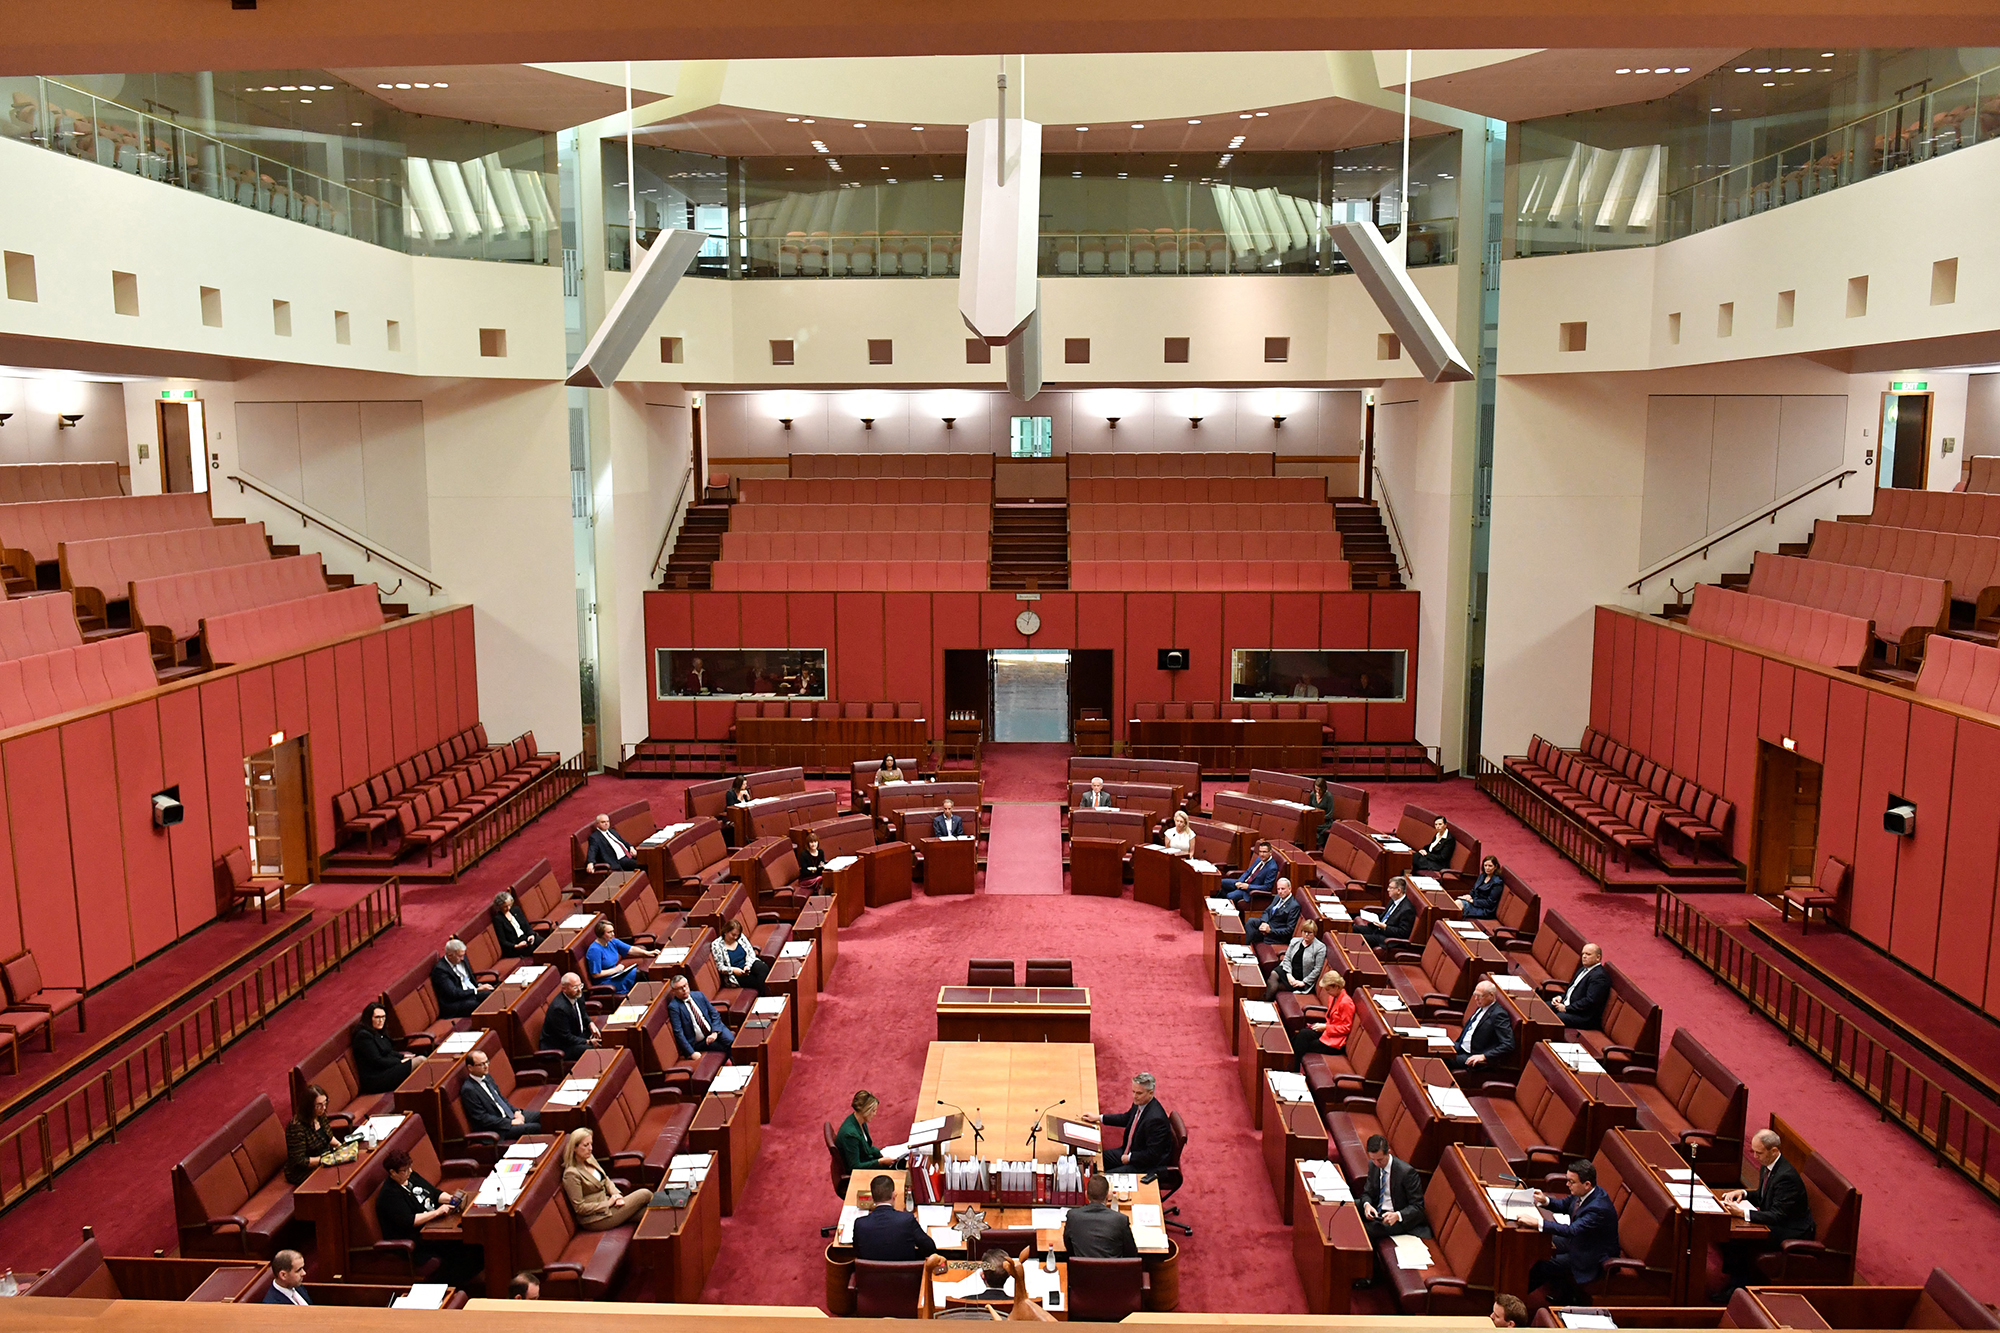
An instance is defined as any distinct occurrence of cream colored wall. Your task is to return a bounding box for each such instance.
[1968,374,2000,459]
[598,385,694,766]
[0,378,128,464]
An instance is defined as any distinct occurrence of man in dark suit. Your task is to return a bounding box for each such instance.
[1411,816,1457,872]
[667,974,734,1057]
[1361,1135,1430,1243]
[1550,943,1610,1030]
[1077,777,1116,810]
[1529,1159,1621,1307]
[1357,876,1417,950]
[263,1251,311,1305]
[430,938,491,1019]
[1716,1129,1815,1292]
[1221,841,1280,910]
[461,1049,540,1140]
[1063,1173,1138,1257]
[851,1174,938,1261]
[931,799,967,838]
[540,972,599,1062]
[1086,1072,1174,1173]
[1248,877,1301,946]
[585,813,640,873]
[1448,981,1515,1071]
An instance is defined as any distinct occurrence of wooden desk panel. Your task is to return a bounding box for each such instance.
[919,836,978,895]
[1449,1144,1554,1300]
[690,1066,762,1216]
[1220,960,1265,1052]
[538,1046,629,1135]
[632,1151,723,1303]
[1128,718,1320,772]
[736,717,927,773]
[1177,859,1222,930]
[469,965,560,1060]
[1291,1165,1373,1314]
[738,998,794,1122]
[459,1132,564,1297]
[768,948,817,1050]
[918,1041,1098,1165]
[1238,1008,1291,1128]
[824,858,866,927]
[935,987,1091,1043]
[1132,844,1178,910]
[1262,1079,1328,1225]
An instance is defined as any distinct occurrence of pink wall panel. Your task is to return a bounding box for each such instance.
[1938,720,2000,1007]
[1589,608,1614,736]
[1790,670,1829,765]
[980,593,1030,651]
[238,666,278,759]
[1123,594,1179,716]
[1817,681,1867,874]
[1175,594,1225,705]
[384,628,416,761]
[882,594,932,715]
[452,608,478,733]
[64,717,130,985]
[0,741,20,960]
[737,593,787,648]
[784,595,838,665]
[1075,594,1125,736]
[200,677,244,860]
[333,641,370,789]
[932,593,982,736]
[304,649,343,858]
[835,594,886,700]
[1723,652,1763,863]
[694,700,735,742]
[645,593,692,738]
[1889,705,1955,975]
[360,635,393,774]
[1849,692,1911,950]
[1672,638,1703,774]
[1756,660,1793,746]
[408,619,440,753]
[156,689,216,935]
[1367,593,1419,742]
[1032,594,1078,649]
[1270,593,1319,649]
[1628,619,1657,757]
[1696,643,1732,792]
[112,704,175,965]
[431,611,459,740]
[1649,629,1679,770]
[1608,613,1637,745]
[689,594,741,649]
[1321,593,1370,742]
[273,657,309,747]
[6,731,80,987]
[1223,593,1273,660]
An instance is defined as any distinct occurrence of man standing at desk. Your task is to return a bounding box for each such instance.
[585,812,641,873]
[667,973,734,1056]
[1063,1174,1138,1257]
[852,1175,937,1261]
[1528,1160,1620,1309]
[932,798,968,838]
[1084,1072,1174,1173]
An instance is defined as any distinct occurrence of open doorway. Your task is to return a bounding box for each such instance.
[1877,391,1932,490]
[1750,740,1823,897]
[245,735,313,885]
[991,650,1070,742]
[154,398,209,494]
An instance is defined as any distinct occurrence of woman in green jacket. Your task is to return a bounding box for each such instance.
[836,1089,907,1172]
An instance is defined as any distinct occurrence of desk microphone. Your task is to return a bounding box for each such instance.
[937,1099,984,1156]
[1025,1098,1066,1153]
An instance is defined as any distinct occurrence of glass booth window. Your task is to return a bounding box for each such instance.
[656,649,827,699]
[1011,416,1053,457]
[1231,649,1407,702]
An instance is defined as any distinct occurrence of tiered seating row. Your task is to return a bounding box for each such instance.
[1747,551,1946,657]
[1072,531,1342,561]
[0,492,214,570]
[1068,452,1272,477]
[1809,518,2000,617]
[1963,455,2000,493]
[333,723,497,847]
[1070,476,1326,503]
[1071,502,1333,532]
[0,634,158,728]
[0,462,123,503]
[390,734,559,861]
[734,700,923,720]
[1071,560,1351,591]
[134,554,327,649]
[1579,728,1732,846]
[200,585,383,667]
[717,531,988,563]
[0,592,83,662]
[729,502,986,533]
[790,452,993,478]
[738,478,991,505]
[59,521,271,612]
[711,562,986,591]
[1914,633,2000,714]
[1867,487,2000,536]
[1505,737,1666,857]
[1685,584,1870,671]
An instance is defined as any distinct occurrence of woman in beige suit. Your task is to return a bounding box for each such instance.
[560,1127,652,1230]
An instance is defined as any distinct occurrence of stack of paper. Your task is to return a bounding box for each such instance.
[1358,908,1383,925]
[1240,999,1280,1024]
[711,1064,754,1094]
[917,1204,954,1228]
[1427,1084,1476,1117]
[752,995,788,1015]
[1299,1160,1353,1203]
[823,854,858,871]
[1320,901,1352,921]
[1549,1042,1607,1074]
[1131,1224,1170,1251]
[474,1158,535,1207]
[606,1004,648,1026]
[1031,1206,1069,1228]
[546,1078,598,1108]
[1187,860,1217,875]
[1267,1070,1312,1103]
[836,1204,862,1243]
[1492,974,1531,991]
[1106,1173,1140,1193]
[1485,1186,1541,1223]
[503,964,548,985]
[1373,992,1408,1011]
[1390,1234,1433,1269]
[928,1226,963,1247]
[667,1152,712,1186]
[1059,1120,1101,1148]
[658,946,690,965]
[559,912,596,929]
[1380,837,1411,853]
[780,940,813,959]
[1409,875,1443,893]
[503,1141,547,1161]
[391,1283,452,1309]
[1414,1025,1454,1048]
[436,1031,480,1055]
[356,1114,404,1146]
[1446,919,1484,934]
[1220,943,1256,964]
[1562,1315,1619,1329]
[908,1115,951,1147]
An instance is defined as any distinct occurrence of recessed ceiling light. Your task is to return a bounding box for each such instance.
[1764,81,1776,86]
[376,83,392,89]
[1775,67,1791,73]
[933,174,943,180]
[1735,67,1752,73]
[1164,175,1174,181]
[1239,113,1253,119]
[1819,68,1832,73]
[395,82,412,89]
[351,120,363,126]
[319,84,334,91]
[1674,67,1691,73]
[414,82,431,88]
[1710,106,1723,112]
[1117,172,1127,179]
[1072,170,1082,177]
[1615,67,1632,74]
[299,98,312,103]
[785,166,795,171]
[881,165,890,170]
[1075,126,1088,132]
[264,85,280,91]
[1821,51,1835,57]
[1754,66,1771,73]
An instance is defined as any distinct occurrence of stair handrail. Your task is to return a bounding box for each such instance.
[224,474,441,595]
[651,457,700,582]
[1627,468,1858,593]
[1369,465,1414,578]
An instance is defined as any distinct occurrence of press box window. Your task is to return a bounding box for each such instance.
[1010,415,1053,458]
[1230,648,1408,702]
[656,649,827,700]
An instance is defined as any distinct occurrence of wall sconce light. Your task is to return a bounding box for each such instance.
[860,417,876,431]
[0,414,11,427]
[779,416,793,430]
[1271,414,1286,429]
[1187,416,1203,430]
[941,417,957,431]
[57,413,83,430]
[1105,417,1120,430]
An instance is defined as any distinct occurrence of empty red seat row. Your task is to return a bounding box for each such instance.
[710,561,987,591]
[1963,456,2000,494]
[0,493,214,570]
[1503,737,1663,860]
[1867,487,2000,537]
[389,734,558,862]
[790,453,992,479]
[1070,560,1352,591]
[1747,552,1947,659]
[0,592,83,662]
[729,502,987,534]
[1133,699,1334,724]
[738,478,991,505]
[0,634,157,729]
[1577,728,1733,848]
[732,700,923,720]
[60,521,271,613]
[1071,531,1343,562]
[133,554,326,652]
[1809,519,2000,616]
[0,463,123,504]
[1069,477,1326,504]
[200,585,383,668]
[334,723,496,846]
[718,531,989,563]
[1686,585,1870,672]
[1915,634,2000,715]
[1070,502,1333,533]
[1069,452,1272,478]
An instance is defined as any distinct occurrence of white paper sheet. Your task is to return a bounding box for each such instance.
[1240,999,1280,1024]
[546,1078,597,1107]
[1129,1204,1163,1227]
[1032,1207,1070,1228]
[836,1204,862,1243]
[752,996,788,1015]
[781,940,813,959]
[1492,974,1531,991]
[824,855,858,871]
[1390,1235,1434,1269]
[658,946,690,965]
[929,1227,965,1246]
[436,1031,480,1054]
[1562,1315,1619,1328]
[1427,1084,1476,1118]
[1188,860,1217,874]
[503,964,548,985]
[1373,992,1408,1011]
[917,1205,955,1227]
[1060,1121,1101,1148]
[710,1064,754,1093]
[1409,875,1443,893]
[391,1283,452,1309]
[502,1141,548,1161]
[670,1153,712,1170]
[607,1004,648,1025]
[559,913,596,929]
[1131,1224,1170,1251]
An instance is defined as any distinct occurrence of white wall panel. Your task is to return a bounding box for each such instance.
[1706,394,1782,533]
[297,400,367,533]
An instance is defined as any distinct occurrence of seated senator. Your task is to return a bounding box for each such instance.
[852,1173,936,1261]
[1459,855,1505,919]
[584,919,656,996]
[836,1089,908,1171]
[711,919,770,994]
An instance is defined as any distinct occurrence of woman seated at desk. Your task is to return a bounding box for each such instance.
[797,831,827,894]
[1163,809,1195,855]
[837,1089,909,1171]
[876,755,906,786]
[352,1001,422,1094]
[1292,973,1355,1058]
[284,1084,338,1185]
[561,1127,652,1230]
[711,919,770,994]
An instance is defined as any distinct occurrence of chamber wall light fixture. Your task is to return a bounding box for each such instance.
[57,413,83,430]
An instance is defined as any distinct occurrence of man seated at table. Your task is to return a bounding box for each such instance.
[1355,876,1417,950]
[430,937,491,1019]
[852,1174,938,1261]
[1077,776,1116,810]
[1361,1135,1430,1244]
[584,919,656,996]
[263,1251,312,1305]
[1247,877,1301,947]
[1713,1128,1815,1296]
[1447,980,1515,1071]
[1062,1173,1138,1258]
[932,798,968,838]
[1083,1072,1174,1173]
[1548,943,1609,1031]
[1221,841,1280,910]
[585,812,640,873]
[667,973,734,1056]
[1528,1160,1620,1309]
[541,972,600,1063]
[461,1049,541,1140]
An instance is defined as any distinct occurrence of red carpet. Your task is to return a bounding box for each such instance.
[981,804,1064,894]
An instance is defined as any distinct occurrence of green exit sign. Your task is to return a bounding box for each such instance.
[1890,380,1928,392]
[157,389,198,400]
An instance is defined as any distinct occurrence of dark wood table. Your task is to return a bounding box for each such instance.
[631,1151,723,1302]
[1177,858,1223,930]
[919,835,977,895]
[690,1065,762,1216]
[793,895,839,988]
[1262,1075,1329,1225]
[935,986,1091,1042]
[1220,956,1267,1051]
[1451,1144,1555,1299]
[768,942,819,1050]
[459,1132,563,1297]
[1291,1163,1374,1314]
[824,856,866,926]
[737,997,794,1122]
[469,964,561,1060]
[1128,718,1321,771]
[537,1047,629,1134]
[1132,844,1178,910]
[1238,1005,1293,1127]
[735,716,926,772]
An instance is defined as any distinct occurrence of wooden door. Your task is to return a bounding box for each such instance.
[1751,741,1823,896]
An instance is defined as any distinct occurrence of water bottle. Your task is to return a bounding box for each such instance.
[0,1268,18,1297]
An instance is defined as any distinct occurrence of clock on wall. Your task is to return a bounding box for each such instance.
[1015,609,1042,637]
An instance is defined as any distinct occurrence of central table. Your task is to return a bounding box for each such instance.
[918,1041,1099,1164]
[935,987,1091,1043]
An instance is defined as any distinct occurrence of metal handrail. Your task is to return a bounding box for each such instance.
[226,473,442,595]
[1370,465,1414,577]
[651,457,700,582]
[1627,469,1857,592]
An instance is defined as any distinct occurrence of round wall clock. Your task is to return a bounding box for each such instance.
[1015,609,1042,637]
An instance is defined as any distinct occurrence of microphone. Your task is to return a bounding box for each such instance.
[1026,1098,1067,1149]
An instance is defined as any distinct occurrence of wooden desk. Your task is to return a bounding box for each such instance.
[1399,1055,1487,1148]
[824,855,866,927]
[769,942,818,1050]
[1616,1126,1762,1303]
[736,716,926,772]
[919,835,978,895]
[1493,983,1564,1069]
[600,981,670,1068]
[862,841,914,908]
[1262,1076,1328,1224]
[918,1041,1099,1165]
[1238,1004,1292,1127]
[470,964,561,1059]
[293,1113,422,1279]
[1128,718,1320,772]
[538,1047,628,1134]
[1219,954,1266,1052]
[1177,858,1223,930]
[1745,1292,1832,1329]
[394,1030,501,1150]
[738,997,794,1122]
[631,1151,723,1302]
[936,987,1091,1043]
[1331,933,1390,990]
[690,1066,762,1215]
[460,1133,563,1296]
[1449,1143,1554,1299]
[1363,989,1458,1062]
[931,1259,1069,1319]
[1290,1164,1374,1314]
[533,910,605,975]
[1131,844,1178,910]
[792,895,839,988]
[580,868,644,912]
[1200,897,1244,992]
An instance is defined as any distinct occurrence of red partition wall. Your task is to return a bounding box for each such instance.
[644,590,1422,746]
[1589,606,2000,1019]
[0,606,477,991]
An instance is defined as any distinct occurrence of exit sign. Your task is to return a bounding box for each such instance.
[158,389,198,400]
[1890,380,1928,391]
